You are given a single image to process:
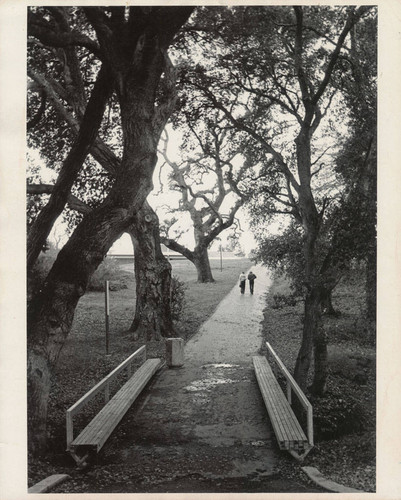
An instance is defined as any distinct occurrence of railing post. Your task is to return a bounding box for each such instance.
[104,381,110,403]
[307,407,314,446]
[286,381,292,404]
[66,411,73,450]
[105,280,110,355]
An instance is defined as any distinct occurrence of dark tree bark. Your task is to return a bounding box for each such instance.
[161,237,216,283]
[193,245,215,283]
[292,124,326,392]
[128,202,174,340]
[27,6,193,455]
[321,287,337,316]
[310,322,329,395]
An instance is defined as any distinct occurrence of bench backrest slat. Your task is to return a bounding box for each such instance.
[67,345,146,417]
[266,342,311,410]
[265,342,314,446]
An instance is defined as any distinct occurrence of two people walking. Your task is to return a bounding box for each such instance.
[239,270,257,295]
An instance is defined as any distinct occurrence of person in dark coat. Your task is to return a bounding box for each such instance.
[247,271,257,294]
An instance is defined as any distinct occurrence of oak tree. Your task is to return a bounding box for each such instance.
[181,6,375,393]
[27,6,193,455]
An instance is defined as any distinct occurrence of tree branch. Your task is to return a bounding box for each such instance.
[160,237,195,262]
[293,7,312,112]
[28,9,101,58]
[312,6,372,106]
[27,183,92,214]
[192,82,301,194]
[27,90,46,130]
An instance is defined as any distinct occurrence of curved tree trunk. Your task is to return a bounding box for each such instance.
[160,238,215,283]
[293,129,329,394]
[294,288,320,391]
[321,287,336,315]
[27,6,193,457]
[28,89,161,456]
[310,321,328,395]
[128,202,174,340]
[194,245,215,282]
[27,173,153,454]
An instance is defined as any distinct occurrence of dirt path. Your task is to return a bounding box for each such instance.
[58,266,322,493]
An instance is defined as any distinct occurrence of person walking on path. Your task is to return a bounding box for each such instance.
[248,270,257,295]
[239,271,246,294]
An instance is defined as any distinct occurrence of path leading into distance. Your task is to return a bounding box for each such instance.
[59,265,322,493]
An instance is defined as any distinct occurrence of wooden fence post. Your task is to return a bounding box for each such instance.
[105,280,110,354]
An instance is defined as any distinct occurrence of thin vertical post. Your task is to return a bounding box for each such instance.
[105,280,110,354]
[307,407,314,446]
[286,381,292,404]
[220,245,223,272]
[66,411,73,451]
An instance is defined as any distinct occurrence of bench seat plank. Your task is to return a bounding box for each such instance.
[253,356,308,451]
[71,358,162,452]
[255,358,306,448]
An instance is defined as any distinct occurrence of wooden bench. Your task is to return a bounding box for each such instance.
[66,346,162,466]
[253,342,313,461]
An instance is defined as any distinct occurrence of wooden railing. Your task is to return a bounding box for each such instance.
[66,345,146,450]
[265,342,314,447]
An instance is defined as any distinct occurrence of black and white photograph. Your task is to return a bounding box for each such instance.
[0,1,400,499]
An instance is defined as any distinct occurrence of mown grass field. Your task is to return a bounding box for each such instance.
[63,256,252,365]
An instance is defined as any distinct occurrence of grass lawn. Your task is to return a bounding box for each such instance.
[261,272,376,492]
[29,257,252,484]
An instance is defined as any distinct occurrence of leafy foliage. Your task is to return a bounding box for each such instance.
[312,386,366,441]
[270,293,297,309]
[171,275,187,321]
[87,259,134,292]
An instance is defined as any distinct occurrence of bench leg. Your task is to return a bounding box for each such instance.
[288,445,313,462]
[69,450,90,469]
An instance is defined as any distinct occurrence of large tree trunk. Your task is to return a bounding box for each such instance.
[128,202,174,340]
[293,128,329,394]
[294,288,320,391]
[27,352,52,456]
[160,239,215,283]
[28,81,163,456]
[321,287,337,315]
[27,6,194,454]
[193,245,215,283]
[27,174,153,453]
[310,321,328,395]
